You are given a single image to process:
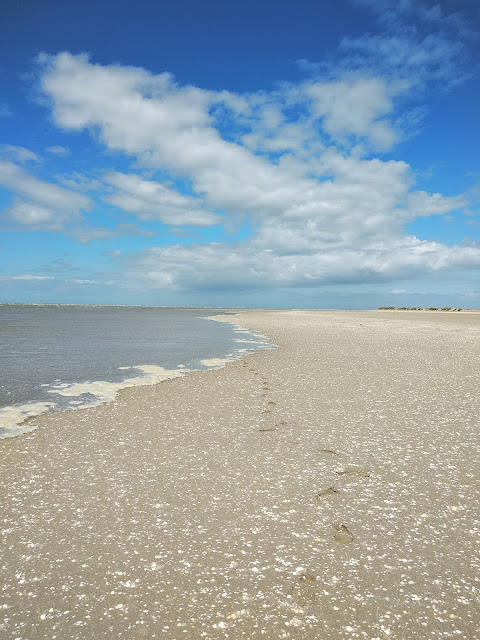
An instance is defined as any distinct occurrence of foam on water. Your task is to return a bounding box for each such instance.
[0,402,57,437]
[0,308,273,439]
[0,366,187,439]
[48,364,185,403]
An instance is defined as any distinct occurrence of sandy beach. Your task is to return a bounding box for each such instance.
[1,309,479,640]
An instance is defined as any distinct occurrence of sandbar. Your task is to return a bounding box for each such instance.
[1,310,479,639]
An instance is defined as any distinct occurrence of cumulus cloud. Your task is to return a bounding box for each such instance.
[103,172,221,226]
[0,160,91,230]
[0,161,161,241]
[304,78,397,150]
[121,237,480,292]
[27,47,480,292]
[406,191,465,219]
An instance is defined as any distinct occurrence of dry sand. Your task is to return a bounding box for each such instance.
[1,310,479,639]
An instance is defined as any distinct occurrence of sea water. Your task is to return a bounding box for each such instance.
[0,305,269,438]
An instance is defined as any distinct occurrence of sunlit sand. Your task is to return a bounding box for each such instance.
[1,310,478,639]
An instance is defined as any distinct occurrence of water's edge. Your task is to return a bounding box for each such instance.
[0,315,273,440]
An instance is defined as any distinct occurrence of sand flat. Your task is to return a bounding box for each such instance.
[1,310,479,639]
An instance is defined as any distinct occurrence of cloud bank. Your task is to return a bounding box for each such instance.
[2,1,478,298]
[32,47,479,292]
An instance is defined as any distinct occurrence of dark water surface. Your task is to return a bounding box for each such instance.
[0,305,268,437]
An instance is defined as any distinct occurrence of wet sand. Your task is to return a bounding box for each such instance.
[1,310,479,639]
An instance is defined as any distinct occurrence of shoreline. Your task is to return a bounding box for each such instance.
[0,315,270,439]
[1,309,479,639]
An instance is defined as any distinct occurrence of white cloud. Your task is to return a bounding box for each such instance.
[0,275,55,281]
[339,31,466,90]
[406,191,465,219]
[1,145,40,163]
[304,77,397,151]
[69,222,156,244]
[121,236,480,292]
[46,145,70,156]
[343,0,474,90]
[0,275,114,287]
[353,0,471,35]
[56,172,103,192]
[37,52,411,226]
[103,172,221,226]
[0,160,91,230]
[0,162,161,241]
[31,52,480,292]
[6,200,56,225]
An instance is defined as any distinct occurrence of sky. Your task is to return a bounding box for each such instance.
[1,0,480,309]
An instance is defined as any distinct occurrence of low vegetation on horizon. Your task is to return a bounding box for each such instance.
[378,307,467,311]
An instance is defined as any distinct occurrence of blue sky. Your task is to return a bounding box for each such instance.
[1,0,479,308]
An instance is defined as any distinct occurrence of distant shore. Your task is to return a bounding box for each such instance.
[378,306,479,311]
[1,309,478,639]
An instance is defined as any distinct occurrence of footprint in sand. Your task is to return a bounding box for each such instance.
[319,448,341,457]
[336,466,370,478]
[333,523,354,544]
[288,573,318,605]
[317,487,340,499]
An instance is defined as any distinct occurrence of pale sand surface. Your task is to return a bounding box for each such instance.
[1,310,479,639]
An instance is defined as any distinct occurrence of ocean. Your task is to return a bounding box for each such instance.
[0,305,269,439]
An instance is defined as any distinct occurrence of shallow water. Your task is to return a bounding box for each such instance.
[0,305,269,437]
